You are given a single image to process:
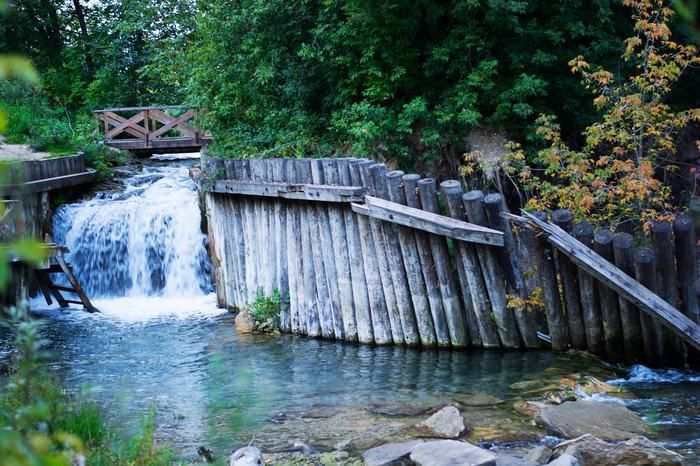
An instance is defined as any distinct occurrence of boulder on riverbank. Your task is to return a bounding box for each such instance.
[534,401,650,440]
[408,405,467,438]
[362,439,496,466]
[551,434,685,466]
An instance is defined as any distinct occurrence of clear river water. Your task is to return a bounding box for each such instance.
[2,157,699,462]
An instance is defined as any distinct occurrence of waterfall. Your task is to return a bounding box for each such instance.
[53,163,212,299]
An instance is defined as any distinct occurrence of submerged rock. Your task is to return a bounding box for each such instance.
[551,434,685,466]
[534,401,650,440]
[409,405,467,438]
[454,394,505,407]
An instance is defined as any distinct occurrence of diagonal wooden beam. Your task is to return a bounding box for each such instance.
[105,111,146,139]
[100,113,146,140]
[150,109,197,138]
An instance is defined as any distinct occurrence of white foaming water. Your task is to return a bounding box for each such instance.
[51,163,214,308]
[608,364,700,384]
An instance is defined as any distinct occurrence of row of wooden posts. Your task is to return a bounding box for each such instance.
[200,153,700,366]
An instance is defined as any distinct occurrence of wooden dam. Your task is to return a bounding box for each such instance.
[197,152,700,367]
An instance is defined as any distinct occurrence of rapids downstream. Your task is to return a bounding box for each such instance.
[1,156,698,462]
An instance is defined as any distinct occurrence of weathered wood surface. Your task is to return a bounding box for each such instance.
[572,221,605,356]
[213,180,365,202]
[351,195,503,245]
[2,154,93,195]
[593,229,625,363]
[634,248,665,365]
[612,232,644,365]
[507,212,700,352]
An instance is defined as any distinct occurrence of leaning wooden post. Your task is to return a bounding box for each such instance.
[635,248,665,366]
[551,209,587,350]
[674,215,700,325]
[297,159,320,337]
[285,160,303,334]
[531,211,569,351]
[650,220,685,363]
[612,232,645,365]
[337,158,369,343]
[593,229,625,363]
[402,174,451,347]
[350,159,392,344]
[360,161,404,344]
[572,222,605,356]
[370,164,420,345]
[438,183,482,347]
[461,189,521,347]
[483,194,539,347]
[320,159,350,340]
[309,159,336,339]
[417,179,469,348]
[386,171,437,346]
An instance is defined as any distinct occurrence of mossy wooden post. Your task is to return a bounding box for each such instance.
[297,159,320,337]
[369,164,419,345]
[386,171,436,346]
[438,183,481,347]
[402,174,450,347]
[635,248,664,366]
[689,197,700,242]
[321,159,350,340]
[572,222,605,356]
[439,183,489,346]
[417,179,469,348]
[285,160,303,334]
[593,229,625,363]
[337,158,367,343]
[612,233,644,365]
[309,159,336,339]
[233,159,258,306]
[360,161,404,344]
[223,159,245,308]
[272,158,290,331]
[483,193,539,348]
[551,209,586,350]
[350,159,391,344]
[650,220,685,363]
[674,215,700,325]
[531,211,569,351]
[249,159,272,298]
[461,188,519,348]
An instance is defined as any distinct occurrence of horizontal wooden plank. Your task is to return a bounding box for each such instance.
[505,211,700,351]
[211,180,365,202]
[1,170,94,195]
[94,105,193,113]
[352,196,504,246]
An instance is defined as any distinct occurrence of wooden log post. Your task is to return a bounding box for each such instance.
[370,164,420,345]
[593,229,625,363]
[386,171,437,346]
[635,248,665,366]
[417,179,469,348]
[689,197,700,242]
[360,161,404,344]
[249,159,273,298]
[551,209,587,350]
[650,220,685,364]
[484,193,539,347]
[223,159,245,309]
[402,174,451,347]
[285,159,303,334]
[612,232,645,365]
[531,211,569,351]
[272,158,290,331]
[461,188,520,348]
[296,159,320,337]
[438,183,482,347]
[337,158,368,343]
[349,159,392,344]
[674,215,700,325]
[572,222,605,356]
[233,159,258,306]
[309,159,336,339]
[320,159,350,340]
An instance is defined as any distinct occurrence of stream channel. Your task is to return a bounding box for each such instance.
[3,156,700,462]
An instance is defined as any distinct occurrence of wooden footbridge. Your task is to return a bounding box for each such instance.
[94,106,212,157]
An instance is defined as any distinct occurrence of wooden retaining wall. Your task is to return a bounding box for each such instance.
[198,152,700,365]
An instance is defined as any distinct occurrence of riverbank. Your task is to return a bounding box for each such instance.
[0,134,52,161]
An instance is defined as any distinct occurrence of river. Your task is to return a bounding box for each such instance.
[3,156,699,463]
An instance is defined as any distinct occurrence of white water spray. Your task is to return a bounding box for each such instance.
[53,164,213,300]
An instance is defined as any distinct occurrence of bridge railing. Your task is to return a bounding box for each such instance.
[93,105,212,153]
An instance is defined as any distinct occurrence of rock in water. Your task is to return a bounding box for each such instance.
[534,401,650,440]
[230,446,265,466]
[552,434,685,466]
[410,405,467,438]
[410,440,497,466]
[235,311,256,334]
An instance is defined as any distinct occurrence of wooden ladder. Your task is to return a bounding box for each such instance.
[34,235,96,312]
